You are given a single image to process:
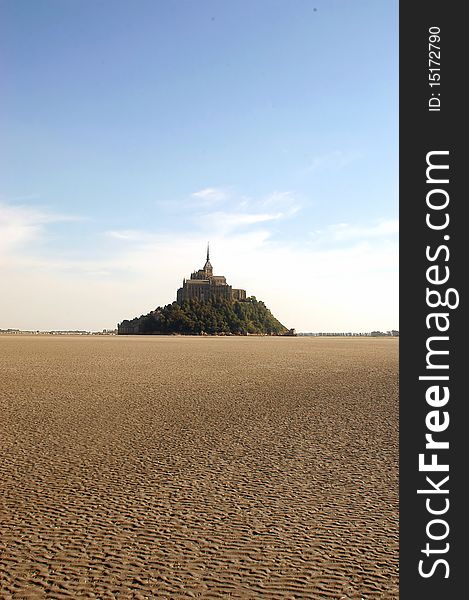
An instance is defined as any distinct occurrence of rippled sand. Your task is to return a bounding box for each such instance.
[0,335,398,599]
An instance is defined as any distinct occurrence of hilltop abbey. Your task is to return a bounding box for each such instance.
[117,245,292,335]
[176,245,246,304]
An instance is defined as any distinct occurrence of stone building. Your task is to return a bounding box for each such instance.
[176,245,246,304]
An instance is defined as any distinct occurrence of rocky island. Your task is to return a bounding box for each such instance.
[118,247,292,336]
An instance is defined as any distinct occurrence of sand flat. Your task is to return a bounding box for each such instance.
[0,335,398,599]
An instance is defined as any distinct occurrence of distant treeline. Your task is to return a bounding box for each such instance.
[118,297,290,336]
[298,330,399,337]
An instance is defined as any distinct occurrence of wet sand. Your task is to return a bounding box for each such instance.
[0,335,398,599]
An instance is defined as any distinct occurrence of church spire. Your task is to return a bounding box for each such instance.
[203,242,213,277]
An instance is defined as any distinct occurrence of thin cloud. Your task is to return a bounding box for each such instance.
[311,218,398,244]
[192,188,301,233]
[201,211,284,232]
[260,191,300,213]
[152,188,303,233]
[105,230,150,242]
[0,202,83,253]
[192,187,229,202]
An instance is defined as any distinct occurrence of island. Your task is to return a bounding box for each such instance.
[118,247,293,336]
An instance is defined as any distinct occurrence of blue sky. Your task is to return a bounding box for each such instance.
[0,0,398,331]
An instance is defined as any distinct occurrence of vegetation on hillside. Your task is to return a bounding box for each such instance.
[118,297,289,335]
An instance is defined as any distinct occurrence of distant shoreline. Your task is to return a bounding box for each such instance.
[0,330,399,338]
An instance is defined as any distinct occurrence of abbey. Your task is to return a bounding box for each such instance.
[117,246,289,335]
[176,245,246,304]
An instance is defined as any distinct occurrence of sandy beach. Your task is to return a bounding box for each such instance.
[0,335,398,599]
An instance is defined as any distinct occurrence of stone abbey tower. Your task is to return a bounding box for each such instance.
[176,245,246,304]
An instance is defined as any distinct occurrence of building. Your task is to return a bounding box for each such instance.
[176,245,246,304]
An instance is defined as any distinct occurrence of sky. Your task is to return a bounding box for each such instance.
[0,0,398,332]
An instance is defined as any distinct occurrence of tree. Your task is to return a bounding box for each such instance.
[118,297,289,335]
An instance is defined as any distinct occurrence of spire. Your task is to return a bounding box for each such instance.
[203,242,213,277]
